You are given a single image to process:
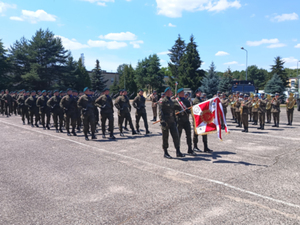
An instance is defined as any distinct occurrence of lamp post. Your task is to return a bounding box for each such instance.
[241,47,248,81]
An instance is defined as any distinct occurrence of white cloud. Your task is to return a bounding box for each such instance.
[168,23,176,27]
[55,35,89,50]
[246,38,279,46]
[272,12,298,22]
[0,2,16,15]
[224,61,238,65]
[10,16,23,21]
[130,40,144,48]
[158,51,170,55]
[156,0,241,18]
[99,32,137,41]
[87,40,127,49]
[282,57,298,64]
[215,51,229,56]
[82,0,114,6]
[267,43,286,48]
[10,9,56,23]
[295,43,300,48]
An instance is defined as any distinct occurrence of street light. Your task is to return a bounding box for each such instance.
[241,47,248,81]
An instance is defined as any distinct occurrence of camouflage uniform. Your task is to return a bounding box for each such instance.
[36,95,50,129]
[132,94,149,133]
[95,94,114,137]
[114,95,135,134]
[60,94,77,134]
[47,95,64,131]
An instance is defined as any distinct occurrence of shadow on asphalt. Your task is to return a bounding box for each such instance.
[212,160,267,167]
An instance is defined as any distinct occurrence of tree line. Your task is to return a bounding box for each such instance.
[0,29,298,97]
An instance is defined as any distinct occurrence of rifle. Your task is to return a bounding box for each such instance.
[153,106,192,125]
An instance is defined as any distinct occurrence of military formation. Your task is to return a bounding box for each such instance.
[0,87,297,159]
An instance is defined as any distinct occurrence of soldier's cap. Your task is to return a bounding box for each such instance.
[103,88,109,91]
[254,94,258,97]
[161,92,165,95]
[153,90,157,93]
[66,88,72,92]
[239,93,243,96]
[244,94,249,97]
[275,93,279,96]
[53,90,58,93]
[73,90,78,93]
[236,91,240,94]
[195,88,202,93]
[90,89,94,92]
[139,89,143,92]
[220,94,223,97]
[38,90,41,92]
[177,88,184,94]
[60,90,64,94]
[41,90,46,93]
[202,93,206,96]
[261,93,265,95]
[5,89,8,92]
[31,90,36,93]
[83,87,89,92]
[26,91,30,93]
[217,91,221,93]
[122,89,127,92]
[164,87,171,93]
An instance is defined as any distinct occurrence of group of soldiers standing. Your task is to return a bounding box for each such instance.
[1,87,296,159]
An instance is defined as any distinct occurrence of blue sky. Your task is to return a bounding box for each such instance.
[1,0,299,73]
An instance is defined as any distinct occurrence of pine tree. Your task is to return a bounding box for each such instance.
[200,62,220,98]
[270,56,288,87]
[0,39,10,90]
[74,58,91,91]
[177,35,204,92]
[247,65,267,90]
[264,73,285,95]
[218,68,233,93]
[91,59,108,92]
[118,64,137,95]
[167,34,186,89]
[110,75,120,95]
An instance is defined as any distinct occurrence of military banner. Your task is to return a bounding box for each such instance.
[192,97,229,140]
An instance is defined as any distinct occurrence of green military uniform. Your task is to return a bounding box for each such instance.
[251,99,258,125]
[0,91,4,115]
[60,93,77,135]
[173,95,193,153]
[235,96,242,127]
[25,94,39,126]
[266,98,272,123]
[73,94,82,131]
[286,96,295,125]
[114,94,136,135]
[132,93,150,134]
[95,93,115,138]
[241,96,252,132]
[47,94,64,132]
[17,93,29,124]
[77,93,96,139]
[2,91,12,117]
[11,93,18,115]
[159,87,184,158]
[220,96,229,129]
[271,96,281,127]
[37,93,50,129]
[192,95,211,152]
[257,98,267,130]
[150,92,158,121]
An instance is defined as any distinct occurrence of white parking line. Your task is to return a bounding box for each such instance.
[1,119,300,210]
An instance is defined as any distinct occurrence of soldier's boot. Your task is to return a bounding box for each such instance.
[31,123,34,127]
[187,146,196,156]
[261,124,264,130]
[245,127,249,133]
[43,125,46,130]
[46,124,50,130]
[56,127,59,133]
[276,123,279,127]
[154,117,156,121]
[72,128,77,136]
[272,123,277,127]
[164,149,172,159]
[193,145,201,152]
[132,130,137,135]
[110,134,116,139]
[204,142,213,153]
[22,120,25,125]
[233,119,237,123]
[59,126,63,133]
[76,126,81,132]
[136,129,142,135]
[257,125,262,129]
[35,123,39,127]
[145,129,151,135]
[102,134,106,138]
[67,129,71,136]
[120,132,125,137]
[176,148,185,158]
[91,133,97,139]
[84,133,89,141]
[124,127,129,131]
[151,117,155,121]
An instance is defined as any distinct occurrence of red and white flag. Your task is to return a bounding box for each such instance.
[192,97,229,140]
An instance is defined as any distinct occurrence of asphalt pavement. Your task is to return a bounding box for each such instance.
[1,103,300,224]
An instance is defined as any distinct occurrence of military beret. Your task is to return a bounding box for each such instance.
[177,88,184,94]
[73,90,78,93]
[90,89,94,92]
[119,89,123,92]
[103,88,109,91]
[139,89,143,92]
[195,88,202,93]
[26,91,30,93]
[53,90,58,93]
[31,90,36,93]
[83,87,89,92]
[66,88,72,92]
[59,90,63,94]
[41,90,46,93]
[164,87,171,93]
[123,89,127,92]
[38,90,41,93]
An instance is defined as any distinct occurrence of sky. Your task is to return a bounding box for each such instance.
[0,0,299,73]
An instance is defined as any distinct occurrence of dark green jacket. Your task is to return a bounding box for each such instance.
[159,96,176,124]
[132,94,146,114]
[36,95,49,113]
[173,97,191,123]
[95,94,114,114]
[60,94,77,115]
[25,95,37,110]
[47,95,62,114]
[77,94,94,116]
